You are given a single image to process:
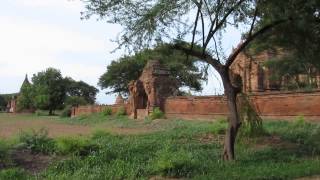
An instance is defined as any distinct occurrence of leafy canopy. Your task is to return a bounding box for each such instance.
[99,43,208,95]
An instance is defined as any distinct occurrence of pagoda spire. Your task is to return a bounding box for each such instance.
[23,74,30,85]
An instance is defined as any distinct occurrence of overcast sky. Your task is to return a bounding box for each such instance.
[0,0,241,104]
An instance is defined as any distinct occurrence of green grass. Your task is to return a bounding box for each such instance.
[0,114,320,179]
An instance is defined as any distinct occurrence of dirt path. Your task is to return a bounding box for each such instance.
[0,118,92,139]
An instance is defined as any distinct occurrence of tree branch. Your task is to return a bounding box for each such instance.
[225,19,288,67]
[204,0,246,50]
[173,43,223,70]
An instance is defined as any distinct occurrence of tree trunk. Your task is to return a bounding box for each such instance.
[220,68,241,161]
[49,109,53,116]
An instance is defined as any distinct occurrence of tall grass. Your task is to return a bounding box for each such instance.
[0,117,320,180]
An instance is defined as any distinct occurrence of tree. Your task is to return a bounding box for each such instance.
[81,0,319,160]
[0,95,6,111]
[64,77,99,105]
[32,68,66,115]
[246,1,320,90]
[99,43,207,96]
[17,75,34,111]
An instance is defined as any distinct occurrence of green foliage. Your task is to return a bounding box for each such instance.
[18,128,55,154]
[55,137,99,156]
[32,68,66,115]
[151,146,196,177]
[60,105,72,118]
[1,114,320,179]
[212,118,228,135]
[247,0,320,90]
[0,140,11,167]
[39,119,320,179]
[149,107,165,120]
[0,95,6,111]
[35,110,50,116]
[64,96,87,107]
[102,107,113,116]
[17,75,34,111]
[116,106,126,116]
[98,43,206,95]
[238,94,265,138]
[0,168,29,180]
[64,77,98,105]
[266,121,320,154]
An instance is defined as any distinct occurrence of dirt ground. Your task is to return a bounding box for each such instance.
[0,114,93,139]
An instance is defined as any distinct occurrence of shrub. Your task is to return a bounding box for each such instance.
[102,107,113,116]
[151,147,196,177]
[0,140,11,167]
[60,105,72,117]
[18,128,55,154]
[116,106,126,116]
[55,137,100,156]
[212,118,227,135]
[149,107,165,120]
[0,168,29,180]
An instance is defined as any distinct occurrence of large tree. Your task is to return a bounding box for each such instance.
[17,75,34,111]
[32,68,66,115]
[81,0,319,160]
[64,77,99,105]
[99,43,207,96]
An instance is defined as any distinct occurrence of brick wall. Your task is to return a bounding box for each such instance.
[164,90,320,120]
[72,90,320,121]
[71,104,127,117]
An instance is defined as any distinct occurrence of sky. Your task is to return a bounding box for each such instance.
[0,0,241,104]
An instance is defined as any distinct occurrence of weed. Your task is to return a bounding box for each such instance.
[149,107,165,120]
[101,107,113,116]
[18,128,55,154]
[60,105,72,118]
[116,106,126,116]
[0,140,11,168]
[212,118,227,135]
[0,168,29,180]
[55,136,100,156]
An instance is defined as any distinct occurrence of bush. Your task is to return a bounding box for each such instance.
[116,106,126,116]
[149,107,165,120]
[35,110,47,116]
[212,118,227,135]
[55,137,100,156]
[0,140,11,167]
[18,128,56,154]
[151,147,196,177]
[102,107,113,116]
[60,105,72,117]
[0,168,29,180]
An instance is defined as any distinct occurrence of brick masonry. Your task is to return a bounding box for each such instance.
[72,90,320,121]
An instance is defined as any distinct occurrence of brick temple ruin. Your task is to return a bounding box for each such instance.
[230,50,320,92]
[72,53,320,121]
[127,60,178,119]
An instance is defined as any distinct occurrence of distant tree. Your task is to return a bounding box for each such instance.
[17,75,34,111]
[99,43,207,96]
[0,95,6,111]
[65,96,88,107]
[64,77,98,105]
[32,68,66,115]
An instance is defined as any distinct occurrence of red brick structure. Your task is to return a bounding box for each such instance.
[230,50,320,93]
[127,60,178,119]
[72,56,320,121]
[72,90,320,121]
[6,96,17,113]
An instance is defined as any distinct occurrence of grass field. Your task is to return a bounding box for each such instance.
[0,113,319,179]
